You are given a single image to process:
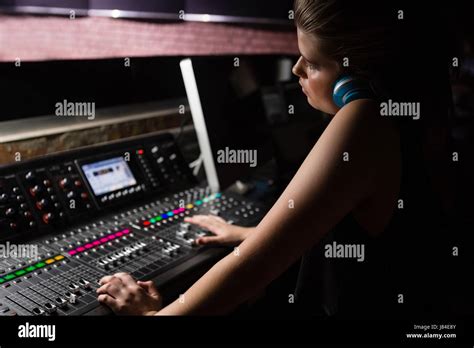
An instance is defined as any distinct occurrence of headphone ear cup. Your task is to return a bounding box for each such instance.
[332,75,375,108]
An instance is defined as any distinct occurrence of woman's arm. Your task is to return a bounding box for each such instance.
[156,100,393,315]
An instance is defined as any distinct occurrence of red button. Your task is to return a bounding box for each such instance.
[42,213,53,224]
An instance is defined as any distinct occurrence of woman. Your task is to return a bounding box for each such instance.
[97,0,449,317]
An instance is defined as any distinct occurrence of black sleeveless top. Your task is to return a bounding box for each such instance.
[294,122,446,318]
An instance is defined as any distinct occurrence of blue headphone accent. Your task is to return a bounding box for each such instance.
[332,74,375,108]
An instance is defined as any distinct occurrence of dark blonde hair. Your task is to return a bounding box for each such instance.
[294,0,397,79]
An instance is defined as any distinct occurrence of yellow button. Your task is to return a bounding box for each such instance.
[186,204,194,209]
[54,255,64,261]
[45,259,55,264]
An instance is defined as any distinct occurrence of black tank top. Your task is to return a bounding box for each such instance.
[294,123,446,318]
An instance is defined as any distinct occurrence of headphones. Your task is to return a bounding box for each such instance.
[332,74,376,108]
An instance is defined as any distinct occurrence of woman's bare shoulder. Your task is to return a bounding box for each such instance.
[330,98,399,150]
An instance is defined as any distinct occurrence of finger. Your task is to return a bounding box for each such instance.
[195,236,223,246]
[98,294,120,312]
[210,215,228,224]
[113,272,137,287]
[185,215,211,224]
[96,282,122,298]
[99,275,117,285]
[137,280,160,297]
[187,215,227,234]
[185,215,216,230]
[191,214,227,225]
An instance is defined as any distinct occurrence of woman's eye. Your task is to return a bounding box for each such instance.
[306,62,319,71]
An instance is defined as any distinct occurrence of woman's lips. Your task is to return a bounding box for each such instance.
[299,81,307,94]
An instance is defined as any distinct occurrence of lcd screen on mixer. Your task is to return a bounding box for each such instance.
[82,157,137,196]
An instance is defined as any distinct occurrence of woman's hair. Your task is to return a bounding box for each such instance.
[294,0,398,79]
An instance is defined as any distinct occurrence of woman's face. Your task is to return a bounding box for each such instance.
[292,28,341,115]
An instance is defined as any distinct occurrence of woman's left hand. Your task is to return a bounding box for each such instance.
[97,272,163,315]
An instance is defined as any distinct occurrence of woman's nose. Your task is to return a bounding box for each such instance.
[292,57,304,78]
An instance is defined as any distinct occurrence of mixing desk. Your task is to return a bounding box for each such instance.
[0,133,265,316]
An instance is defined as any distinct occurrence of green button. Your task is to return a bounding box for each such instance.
[35,262,46,268]
[0,278,4,284]
[25,266,35,272]
[15,270,26,276]
[155,216,163,221]
[195,200,202,205]
[4,274,15,280]
[150,218,156,223]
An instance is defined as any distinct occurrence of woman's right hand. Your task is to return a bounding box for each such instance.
[184,215,254,247]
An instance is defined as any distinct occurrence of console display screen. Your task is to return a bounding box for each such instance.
[82,157,137,196]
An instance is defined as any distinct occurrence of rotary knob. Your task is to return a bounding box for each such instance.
[59,178,70,189]
[25,171,35,181]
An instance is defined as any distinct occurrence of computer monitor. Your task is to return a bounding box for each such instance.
[180,56,287,192]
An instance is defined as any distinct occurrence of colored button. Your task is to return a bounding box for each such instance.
[143,221,151,226]
[186,204,194,209]
[85,244,93,249]
[68,250,77,256]
[161,214,168,219]
[15,270,26,276]
[54,255,65,261]
[25,266,35,272]
[195,200,202,205]
[93,241,101,246]
[35,262,46,268]
[155,216,163,221]
[122,229,130,234]
[5,274,15,280]
[150,219,156,224]
[76,247,85,252]
[100,238,108,243]
[167,212,174,217]
[45,259,55,264]
[0,278,4,284]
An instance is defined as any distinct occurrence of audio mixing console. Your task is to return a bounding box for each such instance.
[0,133,265,316]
